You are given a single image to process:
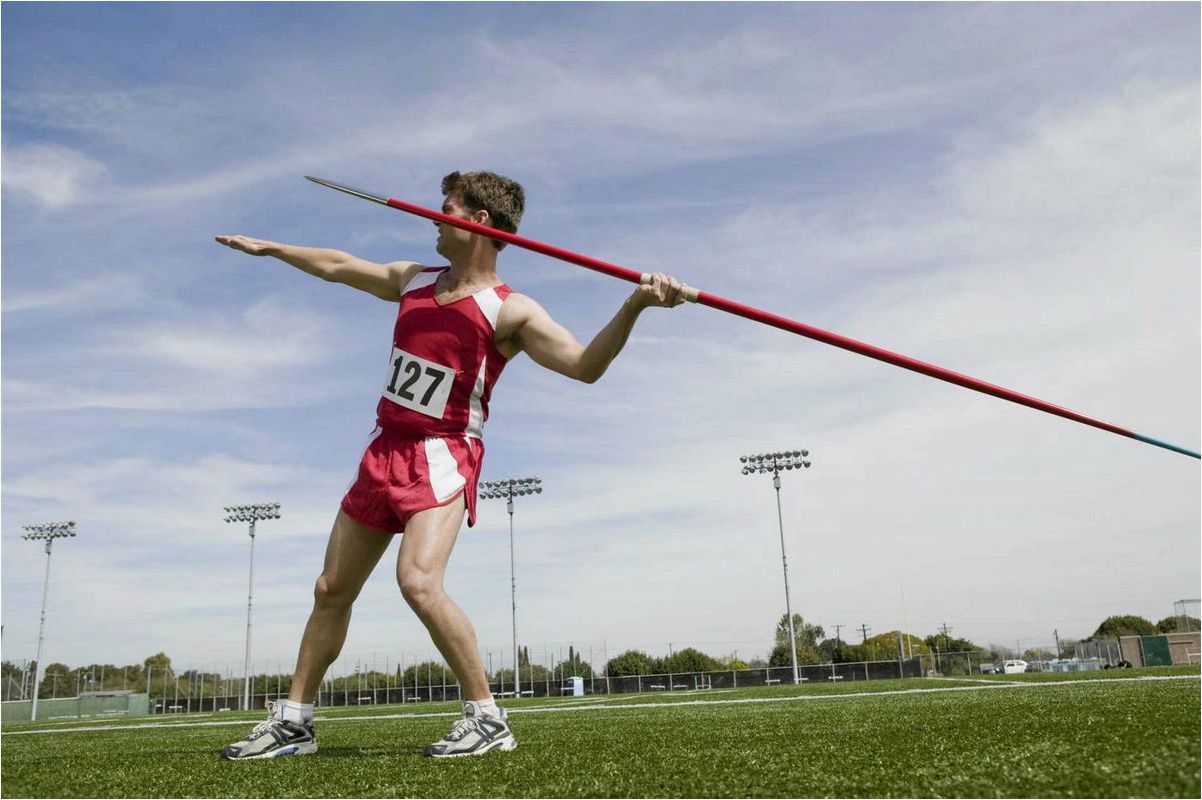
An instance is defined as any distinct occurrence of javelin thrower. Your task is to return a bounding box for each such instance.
[215,171,687,760]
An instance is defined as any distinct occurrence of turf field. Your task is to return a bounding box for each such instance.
[2,668,1198,798]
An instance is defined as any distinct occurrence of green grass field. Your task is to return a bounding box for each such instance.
[3,668,1198,798]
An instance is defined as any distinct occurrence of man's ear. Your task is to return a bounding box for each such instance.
[473,209,491,225]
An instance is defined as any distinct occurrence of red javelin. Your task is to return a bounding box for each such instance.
[305,176,1199,460]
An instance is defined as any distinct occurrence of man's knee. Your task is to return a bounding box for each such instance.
[398,570,443,615]
[313,573,356,609]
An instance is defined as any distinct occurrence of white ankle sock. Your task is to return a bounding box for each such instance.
[466,697,500,718]
[279,700,313,724]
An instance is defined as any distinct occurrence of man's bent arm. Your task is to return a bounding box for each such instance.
[510,272,686,384]
[215,235,421,301]
[574,295,650,383]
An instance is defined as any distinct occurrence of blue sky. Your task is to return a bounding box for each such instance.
[2,3,1199,679]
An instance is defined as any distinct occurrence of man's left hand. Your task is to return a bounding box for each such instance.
[633,272,689,309]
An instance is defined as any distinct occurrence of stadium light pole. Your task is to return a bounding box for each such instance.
[223,502,280,710]
[478,476,542,699]
[21,521,77,721]
[739,450,812,685]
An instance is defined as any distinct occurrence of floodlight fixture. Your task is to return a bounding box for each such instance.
[21,521,77,721]
[223,502,281,710]
[477,476,543,697]
[737,448,814,685]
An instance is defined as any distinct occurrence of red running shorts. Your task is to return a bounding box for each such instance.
[340,426,483,534]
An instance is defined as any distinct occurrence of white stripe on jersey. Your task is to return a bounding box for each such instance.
[423,437,466,502]
[403,269,443,295]
[472,288,504,330]
[465,359,487,439]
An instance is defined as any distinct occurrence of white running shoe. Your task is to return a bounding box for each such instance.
[423,702,517,758]
[220,700,318,760]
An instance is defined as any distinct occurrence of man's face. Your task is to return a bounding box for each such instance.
[434,195,487,258]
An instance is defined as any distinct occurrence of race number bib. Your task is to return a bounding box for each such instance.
[381,347,455,419]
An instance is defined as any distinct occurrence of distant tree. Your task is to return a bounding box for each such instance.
[775,613,824,649]
[656,648,722,674]
[747,657,768,669]
[727,659,750,671]
[552,646,595,680]
[143,652,172,672]
[768,642,825,667]
[768,613,826,666]
[403,661,447,686]
[143,652,173,696]
[604,650,655,677]
[2,661,25,700]
[1092,615,1157,638]
[40,663,71,698]
[825,642,869,663]
[923,634,983,654]
[1157,615,1201,634]
[861,632,930,661]
[498,662,549,686]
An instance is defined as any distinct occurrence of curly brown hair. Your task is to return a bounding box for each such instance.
[440,171,525,251]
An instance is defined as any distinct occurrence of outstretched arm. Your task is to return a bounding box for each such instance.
[504,272,687,383]
[214,235,424,301]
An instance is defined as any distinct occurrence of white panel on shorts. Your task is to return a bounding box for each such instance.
[473,288,504,330]
[424,437,466,502]
[403,269,443,295]
[465,359,487,439]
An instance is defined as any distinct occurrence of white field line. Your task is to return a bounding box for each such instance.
[2,674,1196,737]
[927,676,1025,686]
[546,694,637,705]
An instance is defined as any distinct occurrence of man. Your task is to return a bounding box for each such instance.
[214,171,686,759]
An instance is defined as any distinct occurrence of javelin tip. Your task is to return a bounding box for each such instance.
[305,175,389,206]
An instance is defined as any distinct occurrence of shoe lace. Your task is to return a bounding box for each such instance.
[444,716,478,742]
[248,700,282,739]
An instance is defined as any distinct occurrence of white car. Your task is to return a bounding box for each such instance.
[1001,659,1029,674]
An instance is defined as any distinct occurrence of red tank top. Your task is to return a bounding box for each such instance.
[375,267,511,439]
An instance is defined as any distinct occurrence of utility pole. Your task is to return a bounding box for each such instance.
[830,624,845,662]
[938,622,953,653]
[858,623,871,643]
[1053,629,1062,659]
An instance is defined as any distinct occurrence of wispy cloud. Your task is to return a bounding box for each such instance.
[1,143,109,210]
[1,274,147,314]
[4,297,356,412]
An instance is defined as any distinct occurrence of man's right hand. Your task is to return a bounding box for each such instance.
[214,235,277,256]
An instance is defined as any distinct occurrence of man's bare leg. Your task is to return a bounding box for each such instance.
[396,495,491,700]
[289,510,393,702]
